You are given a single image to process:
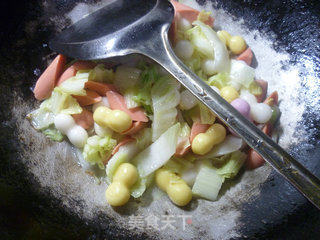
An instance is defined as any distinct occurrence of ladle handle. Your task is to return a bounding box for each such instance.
[141,28,320,210]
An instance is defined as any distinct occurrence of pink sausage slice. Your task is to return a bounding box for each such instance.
[73,90,102,106]
[189,122,210,143]
[72,60,96,70]
[106,91,148,122]
[57,60,97,86]
[237,48,253,66]
[34,54,66,100]
[246,123,273,169]
[175,137,191,157]
[56,66,77,86]
[122,121,147,135]
[85,81,117,96]
[72,109,94,130]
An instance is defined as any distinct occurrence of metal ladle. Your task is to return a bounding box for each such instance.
[50,0,320,209]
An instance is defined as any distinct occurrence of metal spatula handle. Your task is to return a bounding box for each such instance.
[141,26,320,210]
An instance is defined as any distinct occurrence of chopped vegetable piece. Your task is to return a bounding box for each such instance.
[90,64,114,83]
[112,137,135,155]
[207,72,229,89]
[43,87,83,115]
[193,20,230,74]
[200,135,243,158]
[215,151,246,178]
[269,105,281,125]
[124,88,140,109]
[133,123,180,177]
[106,141,140,182]
[131,64,160,115]
[229,59,255,88]
[179,89,198,110]
[57,61,98,86]
[169,0,214,43]
[83,135,117,169]
[151,76,180,141]
[186,26,213,59]
[131,173,154,198]
[199,103,216,124]
[175,122,191,156]
[42,125,64,142]
[27,108,55,130]
[59,70,90,96]
[192,160,224,201]
[180,161,201,187]
[114,66,141,91]
[131,128,152,150]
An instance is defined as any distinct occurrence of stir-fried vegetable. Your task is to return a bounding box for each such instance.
[151,76,180,141]
[83,135,117,169]
[106,141,140,183]
[27,0,282,208]
[133,123,180,177]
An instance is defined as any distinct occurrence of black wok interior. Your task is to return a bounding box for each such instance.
[0,0,319,239]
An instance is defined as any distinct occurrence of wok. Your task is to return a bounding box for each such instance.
[0,0,319,239]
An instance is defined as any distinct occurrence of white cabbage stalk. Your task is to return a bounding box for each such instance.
[27,109,55,130]
[176,122,191,152]
[59,70,90,96]
[132,128,152,150]
[82,135,116,169]
[200,135,243,159]
[27,87,82,130]
[179,89,198,110]
[48,88,82,115]
[124,88,140,109]
[216,151,247,178]
[193,20,230,74]
[133,123,180,178]
[192,160,224,201]
[151,77,180,141]
[229,60,255,88]
[114,65,141,91]
[130,173,154,198]
[180,160,201,187]
[199,103,216,124]
[186,26,212,58]
[90,64,114,83]
[106,142,140,183]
